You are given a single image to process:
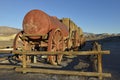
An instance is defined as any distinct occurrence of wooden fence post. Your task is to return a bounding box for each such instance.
[97,44,103,80]
[33,56,37,63]
[22,41,27,73]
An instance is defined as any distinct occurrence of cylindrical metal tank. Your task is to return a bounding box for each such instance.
[23,9,69,39]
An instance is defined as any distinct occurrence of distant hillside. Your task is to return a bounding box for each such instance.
[0,34,16,41]
[0,26,20,35]
[84,32,120,40]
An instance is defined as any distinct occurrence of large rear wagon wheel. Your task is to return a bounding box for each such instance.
[8,31,24,64]
[8,31,31,64]
[47,29,65,65]
[13,31,24,51]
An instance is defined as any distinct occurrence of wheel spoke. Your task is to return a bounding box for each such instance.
[17,40,24,46]
[51,47,56,52]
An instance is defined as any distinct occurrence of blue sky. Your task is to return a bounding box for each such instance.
[0,0,120,34]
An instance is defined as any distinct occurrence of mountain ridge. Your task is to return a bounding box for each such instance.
[0,26,20,35]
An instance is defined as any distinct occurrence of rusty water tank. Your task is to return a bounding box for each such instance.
[23,9,69,39]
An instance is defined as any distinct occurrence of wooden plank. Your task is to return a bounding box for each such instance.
[23,34,46,37]
[0,65,17,69]
[22,41,27,69]
[97,45,103,80]
[15,67,111,78]
[13,50,110,55]
[0,57,7,61]
[0,49,13,54]
[22,54,27,68]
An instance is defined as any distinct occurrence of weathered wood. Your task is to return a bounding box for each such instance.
[13,50,110,55]
[97,44,103,80]
[33,56,37,63]
[0,65,17,69]
[22,54,27,68]
[0,57,7,61]
[0,49,12,54]
[22,41,27,73]
[23,34,46,37]
[15,67,111,78]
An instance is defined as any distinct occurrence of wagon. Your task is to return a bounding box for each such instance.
[4,9,111,80]
[9,10,85,65]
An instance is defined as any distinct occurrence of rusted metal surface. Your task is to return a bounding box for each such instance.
[23,9,69,39]
[23,10,51,38]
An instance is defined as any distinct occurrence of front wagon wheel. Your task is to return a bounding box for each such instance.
[47,29,65,65]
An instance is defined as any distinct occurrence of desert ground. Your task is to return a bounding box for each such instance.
[0,36,120,80]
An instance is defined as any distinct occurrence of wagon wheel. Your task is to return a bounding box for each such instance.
[8,31,23,64]
[47,29,65,65]
[8,31,31,64]
[13,31,24,51]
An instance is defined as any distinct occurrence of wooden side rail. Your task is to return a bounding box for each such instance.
[15,67,111,78]
[23,34,46,37]
[13,50,110,55]
[0,49,13,54]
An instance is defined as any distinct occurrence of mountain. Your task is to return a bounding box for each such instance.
[0,26,20,35]
[84,32,120,40]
